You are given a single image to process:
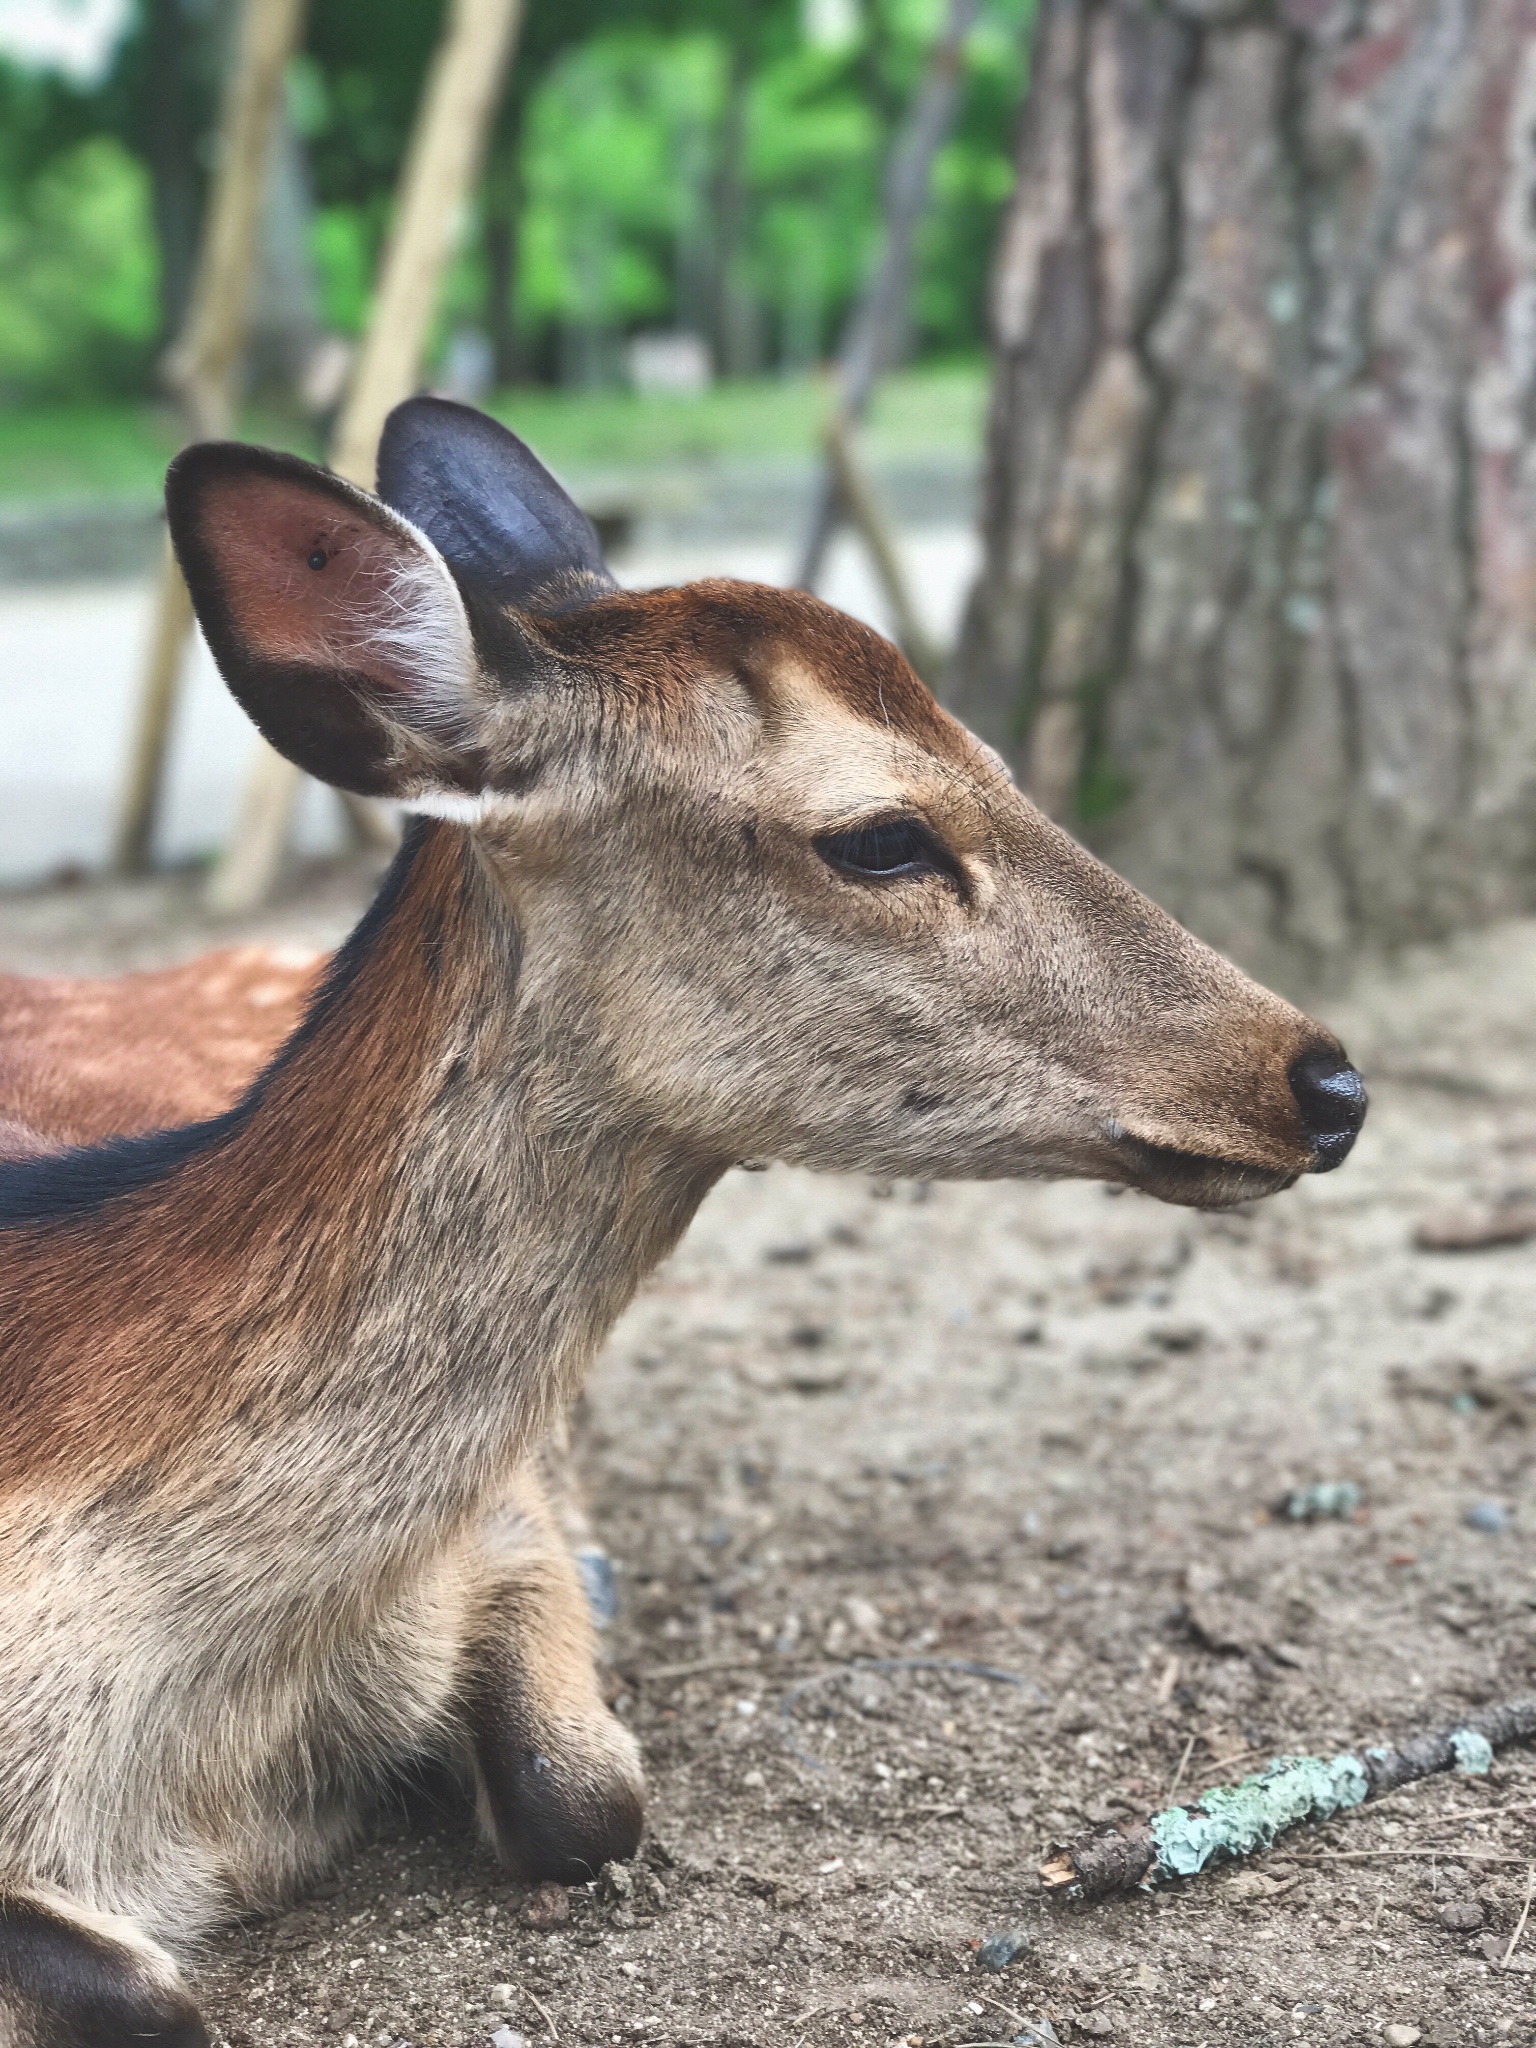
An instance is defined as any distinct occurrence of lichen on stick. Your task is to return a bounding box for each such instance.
[1041,1696,1536,1901]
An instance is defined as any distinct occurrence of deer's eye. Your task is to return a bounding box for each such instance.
[815,816,950,882]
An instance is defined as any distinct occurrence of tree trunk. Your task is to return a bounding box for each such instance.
[712,41,760,379]
[951,0,1536,987]
[483,135,523,386]
[143,0,203,344]
[247,105,323,400]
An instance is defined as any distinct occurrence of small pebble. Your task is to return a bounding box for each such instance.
[489,1984,515,2005]
[1282,1480,1362,1521]
[1147,1321,1206,1353]
[1384,2027,1421,2047]
[574,1548,618,1627]
[1437,1899,1484,1931]
[520,1880,569,1930]
[489,2030,525,2048]
[976,1927,1029,1972]
[1465,1501,1510,1534]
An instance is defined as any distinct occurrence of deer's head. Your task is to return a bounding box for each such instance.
[167,400,1363,1208]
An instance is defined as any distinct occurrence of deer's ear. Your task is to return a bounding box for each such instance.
[166,442,488,797]
[377,396,617,614]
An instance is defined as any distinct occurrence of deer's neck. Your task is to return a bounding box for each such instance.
[3,823,719,1561]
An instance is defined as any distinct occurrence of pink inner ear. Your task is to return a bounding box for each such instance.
[199,472,424,694]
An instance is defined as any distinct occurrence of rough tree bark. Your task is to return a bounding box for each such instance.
[951,0,1536,985]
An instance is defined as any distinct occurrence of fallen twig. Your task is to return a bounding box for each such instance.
[639,1653,763,1683]
[1286,1849,1527,1865]
[779,1655,1041,1771]
[520,1984,559,2041]
[1041,1694,1536,1899]
[974,1991,1027,2027]
[1414,1202,1536,1251]
[1164,1733,1196,1805]
[1202,1745,1256,1777]
[1410,1810,1536,1832]
[1153,1654,1181,1704]
[1504,1865,1535,1967]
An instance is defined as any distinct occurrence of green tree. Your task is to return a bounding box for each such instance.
[0,61,160,398]
[0,0,1028,403]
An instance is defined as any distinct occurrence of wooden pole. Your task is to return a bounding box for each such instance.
[823,414,942,683]
[794,0,979,662]
[206,0,524,917]
[113,0,308,875]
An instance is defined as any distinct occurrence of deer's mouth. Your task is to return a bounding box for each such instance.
[1105,1126,1303,1210]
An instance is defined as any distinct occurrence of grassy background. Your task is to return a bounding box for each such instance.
[0,360,988,506]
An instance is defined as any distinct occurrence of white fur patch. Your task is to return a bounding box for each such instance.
[355,511,478,736]
[404,790,494,824]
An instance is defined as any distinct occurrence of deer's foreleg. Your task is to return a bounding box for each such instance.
[0,1887,207,2048]
[459,1457,643,1885]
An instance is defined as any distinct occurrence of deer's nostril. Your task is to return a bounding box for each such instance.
[1289,1047,1367,1171]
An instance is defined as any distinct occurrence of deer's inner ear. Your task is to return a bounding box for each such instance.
[185,463,474,712]
[168,443,484,798]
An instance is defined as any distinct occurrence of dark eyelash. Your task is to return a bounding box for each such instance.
[814,816,953,883]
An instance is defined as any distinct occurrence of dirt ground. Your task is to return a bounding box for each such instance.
[3,859,1534,2048]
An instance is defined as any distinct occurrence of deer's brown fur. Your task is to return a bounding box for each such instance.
[0,948,317,1159]
[0,402,1362,2045]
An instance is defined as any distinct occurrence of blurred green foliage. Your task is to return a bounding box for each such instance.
[0,136,159,398]
[0,0,1031,410]
[0,360,986,502]
[0,60,153,399]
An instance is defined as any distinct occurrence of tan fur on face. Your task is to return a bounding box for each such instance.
[476,581,1337,1202]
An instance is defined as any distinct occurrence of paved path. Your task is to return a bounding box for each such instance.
[0,525,978,885]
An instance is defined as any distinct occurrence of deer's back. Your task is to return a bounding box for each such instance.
[0,947,320,1156]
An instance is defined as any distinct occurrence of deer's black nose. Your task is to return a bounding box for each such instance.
[1290,1047,1367,1171]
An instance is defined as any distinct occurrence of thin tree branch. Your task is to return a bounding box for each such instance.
[795,0,981,594]
[1042,1695,1536,1900]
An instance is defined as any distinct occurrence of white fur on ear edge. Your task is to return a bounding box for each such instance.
[356,508,479,738]
[404,790,494,824]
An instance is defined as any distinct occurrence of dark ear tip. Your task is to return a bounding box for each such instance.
[165,440,333,519]
[381,394,492,442]
[164,442,252,554]
[384,393,483,432]
[165,439,245,504]
[379,394,540,472]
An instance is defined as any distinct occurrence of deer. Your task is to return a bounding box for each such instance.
[0,945,318,1160]
[0,944,621,1703]
[0,396,1366,2047]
